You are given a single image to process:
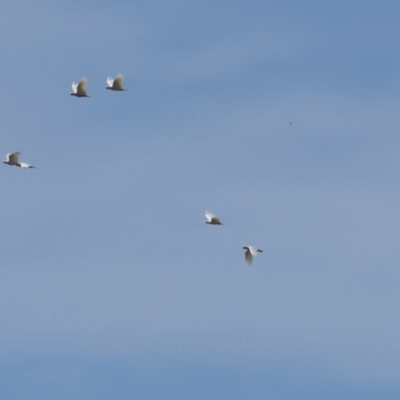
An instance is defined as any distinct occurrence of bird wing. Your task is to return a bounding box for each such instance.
[71,81,79,93]
[205,211,213,222]
[8,152,20,164]
[106,77,114,87]
[113,74,124,90]
[211,216,221,224]
[248,246,259,256]
[77,78,88,95]
[244,249,253,265]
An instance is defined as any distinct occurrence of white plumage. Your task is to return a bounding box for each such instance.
[3,152,36,168]
[71,77,89,97]
[205,211,223,225]
[242,246,263,265]
[106,74,125,91]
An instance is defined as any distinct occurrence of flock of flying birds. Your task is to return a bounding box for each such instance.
[204,211,263,265]
[3,74,263,266]
[70,74,126,97]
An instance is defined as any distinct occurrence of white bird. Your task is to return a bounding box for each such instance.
[3,152,36,168]
[242,246,263,265]
[205,211,223,225]
[106,74,125,91]
[71,77,89,97]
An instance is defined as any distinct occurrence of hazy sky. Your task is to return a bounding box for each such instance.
[1,1,400,399]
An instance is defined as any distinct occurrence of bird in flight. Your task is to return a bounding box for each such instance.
[205,211,223,225]
[71,77,89,97]
[106,74,126,91]
[3,152,36,168]
[242,246,263,265]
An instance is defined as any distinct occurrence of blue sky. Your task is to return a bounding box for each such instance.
[1,1,400,399]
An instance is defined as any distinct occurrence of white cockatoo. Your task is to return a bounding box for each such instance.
[106,74,125,91]
[205,211,223,225]
[3,152,36,168]
[71,78,89,97]
[242,246,263,265]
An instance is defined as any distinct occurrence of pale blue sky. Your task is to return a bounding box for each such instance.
[1,1,400,399]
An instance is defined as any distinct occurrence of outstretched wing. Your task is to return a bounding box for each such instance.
[106,77,114,88]
[8,152,21,164]
[113,74,124,90]
[77,78,88,96]
[212,215,221,224]
[71,81,79,93]
[244,249,253,265]
[205,211,214,222]
[248,246,259,256]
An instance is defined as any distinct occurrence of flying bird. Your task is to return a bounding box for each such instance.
[106,74,125,91]
[3,152,36,168]
[71,77,89,97]
[205,211,223,225]
[242,246,263,265]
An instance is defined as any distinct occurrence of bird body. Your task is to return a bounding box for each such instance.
[106,74,125,91]
[243,246,263,265]
[3,152,36,168]
[71,78,89,97]
[205,211,223,225]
